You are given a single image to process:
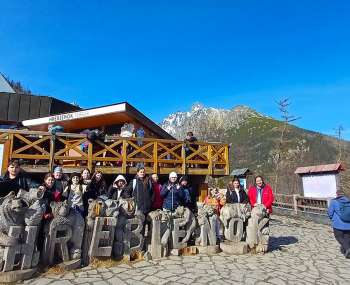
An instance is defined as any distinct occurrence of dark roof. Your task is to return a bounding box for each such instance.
[230,168,252,176]
[294,163,345,175]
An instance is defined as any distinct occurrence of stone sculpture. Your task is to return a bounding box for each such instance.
[114,198,144,259]
[82,198,119,265]
[173,206,196,243]
[0,189,44,282]
[146,209,171,258]
[43,200,85,268]
[246,204,270,253]
[195,204,217,246]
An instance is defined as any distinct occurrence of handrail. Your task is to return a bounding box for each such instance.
[273,194,331,214]
[0,129,230,175]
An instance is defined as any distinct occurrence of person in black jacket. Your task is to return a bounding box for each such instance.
[226,178,249,204]
[184,132,198,157]
[108,175,130,200]
[179,175,197,213]
[125,167,155,216]
[0,159,44,197]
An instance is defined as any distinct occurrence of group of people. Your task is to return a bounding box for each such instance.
[0,160,197,219]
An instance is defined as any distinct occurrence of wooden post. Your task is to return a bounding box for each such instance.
[224,145,230,175]
[9,133,14,160]
[153,142,158,174]
[122,139,127,174]
[293,194,299,215]
[88,140,93,171]
[182,142,186,175]
[49,131,56,172]
[208,145,212,175]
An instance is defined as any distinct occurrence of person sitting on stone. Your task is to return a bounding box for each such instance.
[0,159,44,197]
[108,175,130,200]
[226,177,250,204]
[328,189,350,258]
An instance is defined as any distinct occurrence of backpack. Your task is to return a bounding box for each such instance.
[337,199,350,223]
[87,129,105,143]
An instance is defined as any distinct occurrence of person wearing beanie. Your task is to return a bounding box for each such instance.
[328,189,350,258]
[53,166,68,194]
[108,175,130,200]
[160,172,185,212]
[179,175,197,213]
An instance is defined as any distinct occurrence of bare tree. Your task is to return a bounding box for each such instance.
[333,124,345,162]
[274,98,301,193]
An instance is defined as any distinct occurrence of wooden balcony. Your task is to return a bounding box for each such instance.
[0,130,230,176]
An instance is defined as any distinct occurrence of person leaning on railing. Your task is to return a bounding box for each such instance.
[0,159,45,197]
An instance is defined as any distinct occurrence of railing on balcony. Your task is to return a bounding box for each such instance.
[273,194,331,214]
[0,129,230,175]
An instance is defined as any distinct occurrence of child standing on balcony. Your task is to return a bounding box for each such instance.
[63,172,84,216]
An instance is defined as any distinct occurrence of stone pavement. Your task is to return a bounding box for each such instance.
[22,214,350,285]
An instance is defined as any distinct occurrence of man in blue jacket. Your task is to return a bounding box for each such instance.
[160,172,185,212]
[328,189,350,258]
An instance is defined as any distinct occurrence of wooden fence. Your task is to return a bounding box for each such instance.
[273,194,331,214]
[0,129,230,175]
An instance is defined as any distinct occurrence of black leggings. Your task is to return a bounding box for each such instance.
[333,228,350,253]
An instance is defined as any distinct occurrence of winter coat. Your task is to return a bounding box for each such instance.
[107,184,130,200]
[181,184,197,211]
[248,183,274,213]
[88,180,108,200]
[204,195,226,215]
[152,182,163,209]
[125,178,155,215]
[328,197,350,230]
[0,171,40,197]
[55,178,68,195]
[226,185,250,204]
[160,181,185,211]
[43,183,61,218]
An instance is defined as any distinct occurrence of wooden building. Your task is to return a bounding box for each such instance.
[0,102,230,184]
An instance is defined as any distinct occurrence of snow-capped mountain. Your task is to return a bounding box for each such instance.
[159,102,264,141]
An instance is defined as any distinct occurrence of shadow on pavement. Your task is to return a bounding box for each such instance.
[268,236,298,252]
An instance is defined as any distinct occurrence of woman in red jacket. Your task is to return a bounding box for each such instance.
[248,175,274,213]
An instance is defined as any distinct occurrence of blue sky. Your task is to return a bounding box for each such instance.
[1,1,349,140]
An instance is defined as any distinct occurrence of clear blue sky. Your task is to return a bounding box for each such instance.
[1,1,350,140]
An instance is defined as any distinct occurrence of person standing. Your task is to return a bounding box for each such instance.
[179,175,197,212]
[0,159,44,196]
[248,175,274,213]
[53,166,68,195]
[150,173,163,211]
[226,178,250,204]
[125,167,155,216]
[108,175,130,200]
[160,172,185,212]
[328,190,350,258]
[184,132,198,157]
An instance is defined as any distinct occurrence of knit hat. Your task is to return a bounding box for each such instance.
[70,172,80,180]
[114,175,126,184]
[179,175,188,182]
[169,172,177,179]
[337,190,346,197]
[54,167,63,173]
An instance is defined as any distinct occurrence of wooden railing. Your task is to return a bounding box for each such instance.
[273,194,331,214]
[0,129,230,175]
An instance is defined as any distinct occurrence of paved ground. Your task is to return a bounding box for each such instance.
[23,214,350,285]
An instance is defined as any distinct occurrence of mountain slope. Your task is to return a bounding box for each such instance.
[159,103,350,195]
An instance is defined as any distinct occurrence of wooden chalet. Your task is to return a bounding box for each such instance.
[0,102,230,183]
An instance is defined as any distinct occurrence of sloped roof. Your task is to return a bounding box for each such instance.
[230,168,252,176]
[294,163,344,175]
[0,73,15,93]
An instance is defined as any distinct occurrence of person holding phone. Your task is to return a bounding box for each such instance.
[160,172,185,212]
